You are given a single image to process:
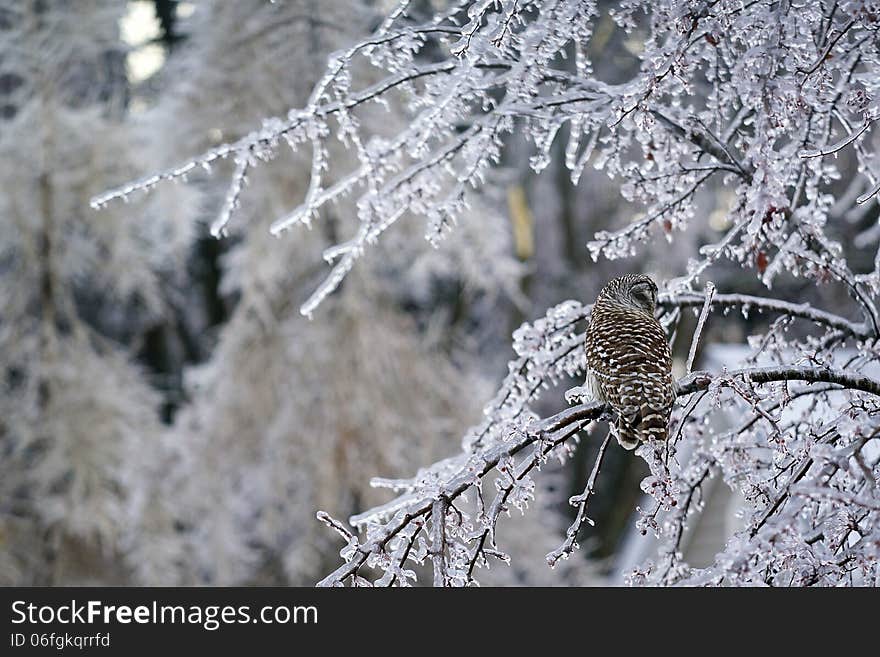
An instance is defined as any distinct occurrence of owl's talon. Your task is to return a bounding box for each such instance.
[598,406,617,424]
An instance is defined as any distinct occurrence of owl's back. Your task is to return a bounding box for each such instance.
[586,299,674,448]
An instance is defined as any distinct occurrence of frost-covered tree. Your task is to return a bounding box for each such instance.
[0,0,185,584]
[97,0,880,586]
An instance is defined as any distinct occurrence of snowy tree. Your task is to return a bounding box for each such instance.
[0,0,186,584]
[95,0,880,586]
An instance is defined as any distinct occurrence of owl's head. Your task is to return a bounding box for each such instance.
[599,274,659,314]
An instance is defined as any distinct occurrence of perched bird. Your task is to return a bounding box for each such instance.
[585,274,675,449]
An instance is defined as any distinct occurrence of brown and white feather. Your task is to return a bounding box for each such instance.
[585,275,674,449]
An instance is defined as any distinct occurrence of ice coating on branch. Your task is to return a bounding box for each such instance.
[93,0,880,317]
[312,298,592,586]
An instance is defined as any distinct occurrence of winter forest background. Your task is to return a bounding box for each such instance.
[2,0,880,587]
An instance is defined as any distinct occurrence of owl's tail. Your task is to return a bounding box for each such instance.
[616,406,669,450]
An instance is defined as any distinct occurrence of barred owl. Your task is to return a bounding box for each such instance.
[585,274,675,449]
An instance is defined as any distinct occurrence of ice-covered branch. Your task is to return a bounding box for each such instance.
[798,113,877,160]
[651,110,753,182]
[684,282,715,375]
[675,366,880,398]
[91,0,880,317]
[665,292,873,340]
[545,431,612,568]
[317,399,605,587]
[319,362,880,586]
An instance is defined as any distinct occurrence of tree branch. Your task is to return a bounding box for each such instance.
[545,431,612,568]
[665,291,871,340]
[318,364,880,586]
[651,110,754,182]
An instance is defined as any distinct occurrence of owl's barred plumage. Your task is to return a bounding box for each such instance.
[585,274,675,449]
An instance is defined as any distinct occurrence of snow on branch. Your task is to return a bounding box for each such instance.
[545,431,612,568]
